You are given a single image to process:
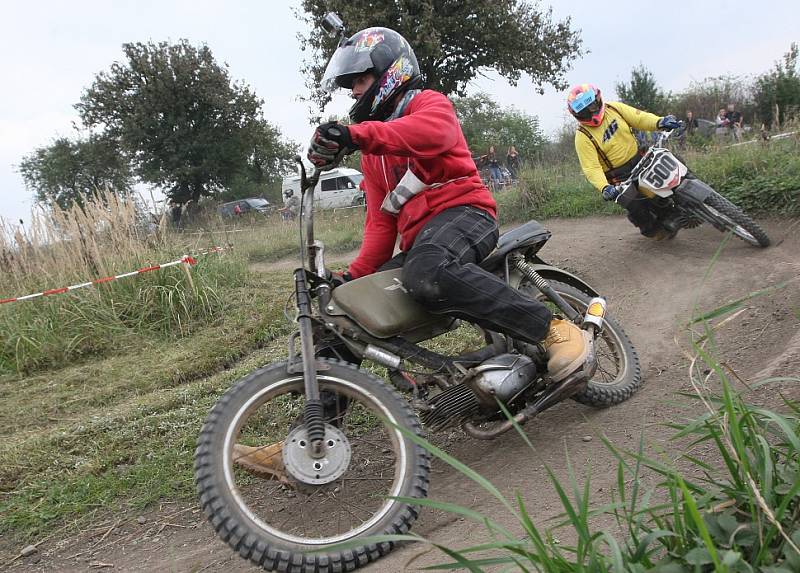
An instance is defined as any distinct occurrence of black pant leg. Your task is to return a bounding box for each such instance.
[401,206,552,344]
[625,197,661,236]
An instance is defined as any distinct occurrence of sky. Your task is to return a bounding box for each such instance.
[1,0,798,224]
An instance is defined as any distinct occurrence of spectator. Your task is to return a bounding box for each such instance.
[716,108,729,127]
[678,110,699,148]
[283,189,300,220]
[169,199,183,229]
[233,203,242,216]
[486,145,502,188]
[505,146,520,181]
[684,111,699,135]
[725,103,743,142]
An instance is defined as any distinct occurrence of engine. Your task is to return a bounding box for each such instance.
[420,354,538,431]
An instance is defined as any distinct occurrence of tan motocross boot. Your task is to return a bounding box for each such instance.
[232,442,288,483]
[542,319,592,382]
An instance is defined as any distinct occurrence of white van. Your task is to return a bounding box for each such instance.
[282,167,365,210]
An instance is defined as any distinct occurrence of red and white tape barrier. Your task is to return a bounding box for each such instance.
[1,246,230,305]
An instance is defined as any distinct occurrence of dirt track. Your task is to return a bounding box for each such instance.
[8,215,800,572]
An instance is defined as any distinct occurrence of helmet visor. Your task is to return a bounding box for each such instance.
[321,45,375,93]
[569,89,600,118]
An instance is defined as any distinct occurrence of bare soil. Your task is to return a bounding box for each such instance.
[5,216,799,572]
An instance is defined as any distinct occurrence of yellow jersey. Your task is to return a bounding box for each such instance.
[574,101,661,191]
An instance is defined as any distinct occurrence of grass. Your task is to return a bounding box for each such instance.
[0,199,365,375]
[186,207,366,265]
[0,268,294,537]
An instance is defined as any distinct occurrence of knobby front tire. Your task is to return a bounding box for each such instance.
[194,359,430,573]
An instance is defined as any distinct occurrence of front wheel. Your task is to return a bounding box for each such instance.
[521,280,643,407]
[194,359,430,572]
[697,191,771,247]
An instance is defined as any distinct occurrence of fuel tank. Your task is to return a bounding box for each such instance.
[328,268,455,340]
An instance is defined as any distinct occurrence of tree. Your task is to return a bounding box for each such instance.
[76,40,294,204]
[452,92,546,161]
[18,134,132,210]
[615,65,670,115]
[670,75,754,123]
[297,0,582,117]
[224,122,299,202]
[754,43,800,129]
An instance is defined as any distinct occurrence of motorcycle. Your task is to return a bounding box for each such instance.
[613,128,770,247]
[194,159,642,572]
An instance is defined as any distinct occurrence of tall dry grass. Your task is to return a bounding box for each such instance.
[1,192,161,292]
[0,192,245,374]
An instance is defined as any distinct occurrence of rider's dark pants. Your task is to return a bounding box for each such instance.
[624,195,662,237]
[383,206,552,344]
[606,154,662,237]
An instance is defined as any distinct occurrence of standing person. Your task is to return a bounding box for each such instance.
[234,26,592,477]
[169,199,183,229]
[684,111,699,135]
[725,103,743,142]
[283,189,300,220]
[566,83,681,240]
[506,145,521,181]
[678,110,699,148]
[486,145,503,188]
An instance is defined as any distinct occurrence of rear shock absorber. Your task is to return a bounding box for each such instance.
[512,255,580,321]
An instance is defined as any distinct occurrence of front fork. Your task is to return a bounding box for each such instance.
[293,268,329,457]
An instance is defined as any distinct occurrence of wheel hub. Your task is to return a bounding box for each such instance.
[282,424,351,485]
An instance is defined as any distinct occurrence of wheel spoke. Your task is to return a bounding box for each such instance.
[225,378,410,544]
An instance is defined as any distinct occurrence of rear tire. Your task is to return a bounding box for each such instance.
[521,280,643,407]
[194,359,430,572]
[699,192,770,247]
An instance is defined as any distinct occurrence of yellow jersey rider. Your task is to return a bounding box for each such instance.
[567,83,681,239]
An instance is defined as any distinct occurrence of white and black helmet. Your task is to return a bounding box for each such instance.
[321,27,422,123]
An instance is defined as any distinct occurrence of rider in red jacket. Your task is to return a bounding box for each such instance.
[346,88,497,277]
[232,26,591,479]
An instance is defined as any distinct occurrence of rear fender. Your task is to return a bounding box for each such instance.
[511,261,600,298]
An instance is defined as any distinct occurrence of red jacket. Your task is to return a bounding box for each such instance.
[346,90,497,278]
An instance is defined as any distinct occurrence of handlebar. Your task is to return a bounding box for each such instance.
[294,156,327,277]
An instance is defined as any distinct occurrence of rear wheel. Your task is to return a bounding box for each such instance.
[698,191,770,247]
[520,280,643,407]
[194,359,430,572]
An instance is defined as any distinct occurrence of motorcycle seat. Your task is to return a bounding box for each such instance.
[480,220,552,270]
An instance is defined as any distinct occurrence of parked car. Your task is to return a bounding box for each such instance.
[282,167,364,210]
[218,198,271,218]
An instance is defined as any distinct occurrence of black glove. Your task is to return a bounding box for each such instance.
[329,271,353,288]
[602,184,620,201]
[657,115,681,131]
[307,122,357,170]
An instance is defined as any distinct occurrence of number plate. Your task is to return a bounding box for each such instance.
[638,149,688,195]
